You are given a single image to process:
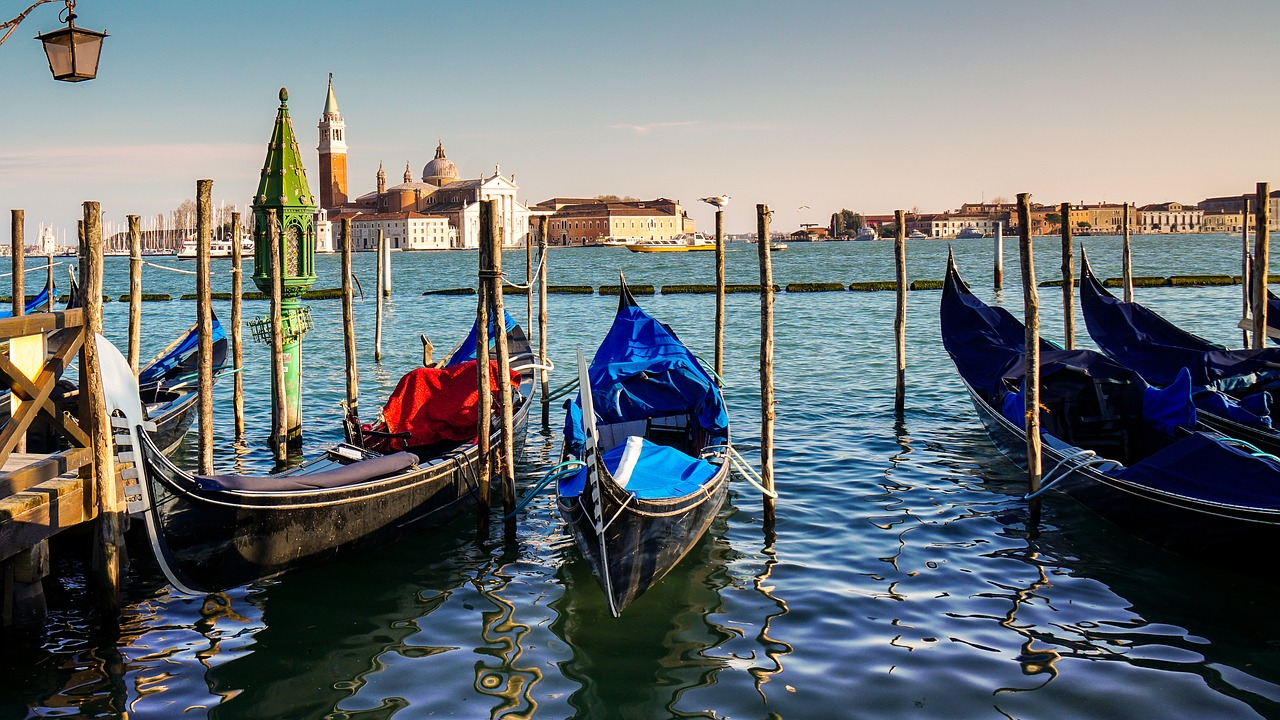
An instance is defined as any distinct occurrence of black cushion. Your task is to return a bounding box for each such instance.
[195,451,419,492]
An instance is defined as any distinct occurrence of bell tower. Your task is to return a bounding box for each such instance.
[317,73,348,209]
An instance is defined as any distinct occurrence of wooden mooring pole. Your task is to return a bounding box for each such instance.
[1060,202,1075,349]
[1017,193,1043,501]
[486,201,517,536]
[127,215,142,375]
[475,203,494,539]
[1242,196,1252,347]
[196,180,215,475]
[82,201,122,618]
[268,210,287,464]
[757,204,776,530]
[46,248,54,313]
[382,231,392,298]
[230,211,245,439]
[1254,182,1271,350]
[341,217,359,420]
[993,220,1003,292]
[894,209,907,417]
[538,218,550,429]
[11,209,23,318]
[374,229,385,362]
[525,224,533,336]
[714,208,726,379]
[1122,201,1133,303]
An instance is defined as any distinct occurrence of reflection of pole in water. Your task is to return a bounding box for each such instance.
[472,559,543,719]
[991,551,1062,697]
[749,530,794,703]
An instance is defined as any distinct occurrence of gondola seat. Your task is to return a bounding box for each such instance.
[560,437,719,501]
[194,451,419,492]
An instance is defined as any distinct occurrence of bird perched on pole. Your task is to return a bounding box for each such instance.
[700,195,731,209]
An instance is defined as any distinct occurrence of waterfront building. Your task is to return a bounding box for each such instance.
[349,211,455,251]
[1138,203,1203,233]
[314,77,531,249]
[535,198,693,246]
[1201,210,1250,234]
[1199,192,1280,231]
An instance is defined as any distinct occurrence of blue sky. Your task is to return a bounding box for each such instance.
[3,0,1279,236]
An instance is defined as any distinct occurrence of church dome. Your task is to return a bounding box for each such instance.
[422,141,459,187]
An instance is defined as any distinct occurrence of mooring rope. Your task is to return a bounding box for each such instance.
[1022,448,1118,500]
[1219,436,1280,463]
[501,250,547,290]
[704,442,778,498]
[0,261,61,278]
[141,261,202,275]
[504,460,586,520]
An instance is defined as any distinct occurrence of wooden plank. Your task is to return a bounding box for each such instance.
[0,476,89,564]
[0,309,83,338]
[0,449,88,498]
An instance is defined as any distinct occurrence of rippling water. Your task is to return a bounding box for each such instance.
[4,236,1280,719]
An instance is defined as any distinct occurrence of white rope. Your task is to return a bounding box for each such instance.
[704,442,778,499]
[501,249,547,290]
[601,490,636,533]
[142,260,202,275]
[0,261,60,278]
[1024,448,1119,499]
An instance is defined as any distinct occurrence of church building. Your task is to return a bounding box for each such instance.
[315,75,531,251]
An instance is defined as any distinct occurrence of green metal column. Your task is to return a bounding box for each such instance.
[251,88,318,447]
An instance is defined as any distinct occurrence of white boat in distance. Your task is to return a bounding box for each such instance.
[854,227,878,241]
[908,230,928,239]
[177,234,255,259]
[627,232,715,253]
[956,227,985,239]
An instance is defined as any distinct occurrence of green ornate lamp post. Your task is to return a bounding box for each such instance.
[250,88,317,447]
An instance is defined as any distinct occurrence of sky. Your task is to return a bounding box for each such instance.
[3,0,1280,237]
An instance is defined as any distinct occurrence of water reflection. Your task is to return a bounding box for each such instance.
[471,557,543,719]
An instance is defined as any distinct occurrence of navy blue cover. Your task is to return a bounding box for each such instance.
[1115,432,1280,508]
[138,316,227,386]
[563,290,728,455]
[0,279,52,319]
[1080,259,1280,388]
[446,311,518,367]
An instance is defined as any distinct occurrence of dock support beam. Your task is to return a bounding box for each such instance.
[1060,202,1075,349]
[894,209,907,418]
[231,211,245,439]
[196,180,214,475]
[1017,193,1043,503]
[342,217,359,422]
[537,219,550,429]
[757,204,776,531]
[1254,182,1271,350]
[714,208,726,379]
[128,215,142,375]
[475,203,494,540]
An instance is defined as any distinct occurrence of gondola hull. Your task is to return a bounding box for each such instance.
[962,378,1280,565]
[132,396,531,593]
[557,458,729,615]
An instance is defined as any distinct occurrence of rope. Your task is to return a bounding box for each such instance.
[142,260,202,275]
[1218,437,1280,463]
[704,442,778,499]
[502,250,547,290]
[503,460,586,520]
[1022,448,1119,500]
[546,376,579,402]
[0,261,60,278]
[695,355,729,388]
[601,490,637,533]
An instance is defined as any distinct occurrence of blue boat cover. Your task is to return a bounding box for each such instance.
[0,280,52,319]
[1115,431,1280,508]
[563,296,728,456]
[446,311,518,367]
[138,316,227,386]
[1080,260,1280,388]
[560,437,720,500]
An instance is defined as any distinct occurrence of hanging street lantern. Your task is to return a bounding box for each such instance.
[1,0,106,82]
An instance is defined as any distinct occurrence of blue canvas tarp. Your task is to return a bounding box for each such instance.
[445,311,518,368]
[564,297,728,456]
[0,279,52,319]
[138,316,226,386]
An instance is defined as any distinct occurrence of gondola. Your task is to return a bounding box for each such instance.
[940,255,1280,564]
[101,316,536,594]
[558,278,730,617]
[0,276,54,318]
[1078,253,1280,454]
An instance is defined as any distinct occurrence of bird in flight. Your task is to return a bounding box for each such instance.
[700,195,731,209]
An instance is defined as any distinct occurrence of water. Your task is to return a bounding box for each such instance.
[4,236,1280,719]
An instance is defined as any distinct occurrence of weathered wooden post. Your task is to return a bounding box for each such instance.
[251,88,318,452]
[1017,193,1042,497]
[11,209,23,317]
[267,210,287,464]
[230,211,245,439]
[375,228,385,362]
[525,223,533,335]
[757,203,776,530]
[1060,202,1075,350]
[46,249,54,312]
[486,201,517,535]
[537,218,550,428]
[196,179,215,475]
[1242,196,1252,347]
[1122,201,1133,303]
[714,207,726,378]
[894,209,907,417]
[1254,183,1271,350]
[382,230,392,298]
[341,217,359,419]
[475,203,494,539]
[993,220,1003,291]
[127,215,142,375]
[82,201,122,616]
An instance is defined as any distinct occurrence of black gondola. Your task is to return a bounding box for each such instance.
[1078,252,1280,454]
[941,256,1280,564]
[101,319,536,594]
[558,278,731,617]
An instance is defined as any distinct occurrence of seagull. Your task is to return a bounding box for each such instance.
[798,205,810,210]
[699,195,731,209]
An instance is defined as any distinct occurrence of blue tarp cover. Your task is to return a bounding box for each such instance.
[1116,431,1280,508]
[563,300,728,456]
[446,311,518,367]
[0,281,52,319]
[138,317,226,386]
[560,437,720,500]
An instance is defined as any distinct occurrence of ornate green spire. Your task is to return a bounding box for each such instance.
[252,87,317,294]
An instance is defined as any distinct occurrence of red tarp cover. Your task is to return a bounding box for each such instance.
[376,360,518,450]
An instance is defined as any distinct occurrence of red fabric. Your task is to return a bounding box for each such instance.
[372,360,517,451]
